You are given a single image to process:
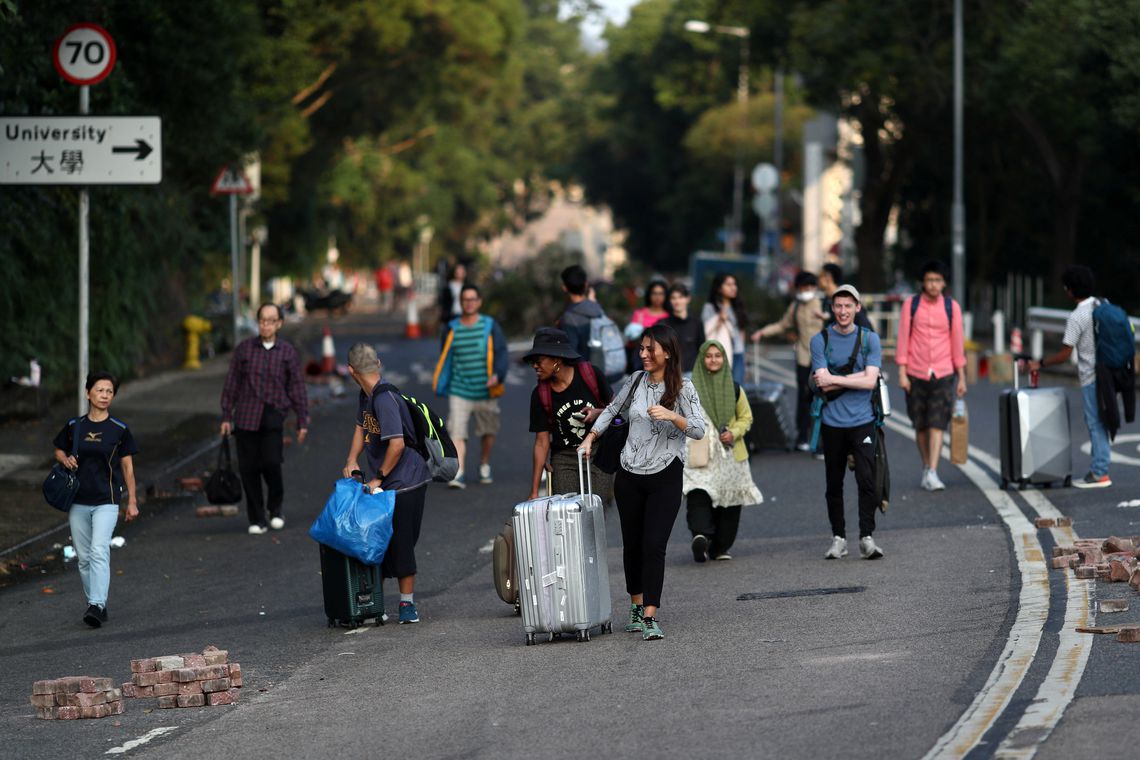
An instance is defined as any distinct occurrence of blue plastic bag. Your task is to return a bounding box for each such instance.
[308,478,396,565]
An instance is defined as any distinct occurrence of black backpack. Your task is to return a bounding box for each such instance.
[375,384,459,483]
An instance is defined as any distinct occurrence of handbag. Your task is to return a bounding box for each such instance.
[43,418,82,512]
[592,372,644,475]
[205,435,244,505]
[687,417,712,468]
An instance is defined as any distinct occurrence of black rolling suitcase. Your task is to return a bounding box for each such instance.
[743,381,796,452]
[319,544,385,628]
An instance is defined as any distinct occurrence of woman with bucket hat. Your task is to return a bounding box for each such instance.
[525,327,615,504]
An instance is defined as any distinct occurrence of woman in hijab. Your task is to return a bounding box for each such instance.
[683,340,763,562]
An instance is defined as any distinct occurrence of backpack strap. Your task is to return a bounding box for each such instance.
[908,294,954,335]
[576,361,605,404]
[537,380,555,429]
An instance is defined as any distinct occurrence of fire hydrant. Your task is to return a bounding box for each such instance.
[182,315,212,369]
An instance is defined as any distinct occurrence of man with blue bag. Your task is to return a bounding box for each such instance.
[343,343,432,624]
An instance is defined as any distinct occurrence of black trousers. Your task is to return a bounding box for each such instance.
[686,490,741,556]
[614,458,683,609]
[795,364,813,445]
[235,423,284,528]
[821,422,877,539]
[381,485,427,580]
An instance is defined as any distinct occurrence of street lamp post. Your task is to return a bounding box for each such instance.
[951,0,966,306]
[685,19,750,255]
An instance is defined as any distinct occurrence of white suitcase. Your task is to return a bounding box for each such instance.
[512,451,612,644]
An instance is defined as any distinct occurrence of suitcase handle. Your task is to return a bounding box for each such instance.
[576,447,594,500]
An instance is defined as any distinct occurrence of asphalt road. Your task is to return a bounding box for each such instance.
[1,320,1138,759]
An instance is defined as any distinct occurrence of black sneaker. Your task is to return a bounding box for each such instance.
[690,534,709,563]
[83,604,106,628]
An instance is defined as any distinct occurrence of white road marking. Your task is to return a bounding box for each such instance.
[105,726,179,754]
[1078,432,1140,467]
[752,354,1092,760]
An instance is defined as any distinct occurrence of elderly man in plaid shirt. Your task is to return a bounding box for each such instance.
[220,303,310,534]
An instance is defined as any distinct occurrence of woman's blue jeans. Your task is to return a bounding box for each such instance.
[69,503,118,607]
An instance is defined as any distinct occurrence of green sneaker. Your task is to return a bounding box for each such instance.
[642,616,664,641]
[625,603,645,633]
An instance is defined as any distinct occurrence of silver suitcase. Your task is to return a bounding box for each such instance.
[999,362,1073,489]
[512,450,612,645]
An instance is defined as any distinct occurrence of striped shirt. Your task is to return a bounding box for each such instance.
[1062,296,1097,386]
[448,318,490,400]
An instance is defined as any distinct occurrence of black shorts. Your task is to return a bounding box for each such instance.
[905,374,956,431]
[381,485,427,579]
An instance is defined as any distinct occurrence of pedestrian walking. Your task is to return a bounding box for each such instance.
[432,284,507,489]
[819,263,874,332]
[701,272,748,384]
[525,327,614,504]
[810,285,886,560]
[438,262,468,323]
[1028,265,1114,488]
[375,263,395,313]
[557,264,625,384]
[51,372,138,628]
[343,343,432,624]
[219,303,309,535]
[663,283,705,374]
[683,340,763,563]
[895,260,967,491]
[751,271,826,451]
[629,279,670,331]
[578,323,705,641]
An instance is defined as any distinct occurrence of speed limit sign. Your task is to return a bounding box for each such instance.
[53,23,117,86]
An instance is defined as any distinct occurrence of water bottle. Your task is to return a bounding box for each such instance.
[953,399,966,418]
[877,371,892,417]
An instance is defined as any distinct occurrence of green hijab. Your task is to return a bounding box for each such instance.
[691,339,737,430]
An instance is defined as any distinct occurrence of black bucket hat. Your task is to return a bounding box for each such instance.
[522,327,581,363]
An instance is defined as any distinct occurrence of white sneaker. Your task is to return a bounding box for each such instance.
[247,525,268,535]
[927,471,946,491]
[795,442,812,452]
[479,463,493,484]
[920,469,932,490]
[269,516,285,530]
[824,536,848,559]
[859,536,884,559]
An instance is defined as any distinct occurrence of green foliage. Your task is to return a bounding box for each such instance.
[482,243,579,338]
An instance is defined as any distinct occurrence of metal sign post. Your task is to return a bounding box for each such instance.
[210,166,254,348]
[78,87,89,416]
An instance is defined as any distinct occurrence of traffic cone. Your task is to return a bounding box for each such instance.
[321,326,336,374]
[404,293,422,339]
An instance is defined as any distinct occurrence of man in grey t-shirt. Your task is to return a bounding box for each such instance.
[1029,266,1111,488]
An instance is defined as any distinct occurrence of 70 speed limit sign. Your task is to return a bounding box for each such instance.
[53,23,117,86]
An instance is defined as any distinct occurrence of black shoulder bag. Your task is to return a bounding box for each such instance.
[43,418,82,512]
[205,434,244,504]
[591,372,645,475]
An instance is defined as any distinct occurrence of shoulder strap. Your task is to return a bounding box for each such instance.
[70,417,82,457]
[848,327,863,366]
[619,372,645,416]
[909,295,954,335]
[537,381,554,427]
[576,361,604,404]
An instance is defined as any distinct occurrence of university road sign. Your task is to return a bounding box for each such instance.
[0,116,162,185]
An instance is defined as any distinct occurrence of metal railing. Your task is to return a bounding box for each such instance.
[1026,306,1140,360]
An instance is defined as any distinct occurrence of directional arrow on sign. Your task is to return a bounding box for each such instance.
[111,139,153,161]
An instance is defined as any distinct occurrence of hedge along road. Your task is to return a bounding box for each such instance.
[753,350,1099,760]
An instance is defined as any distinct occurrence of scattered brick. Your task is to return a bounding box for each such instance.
[121,682,136,698]
[220,505,240,517]
[1051,555,1075,570]
[134,671,164,688]
[1054,516,1072,527]
[1100,599,1130,613]
[1076,625,1122,634]
[32,680,55,696]
[177,694,206,708]
[32,678,121,719]
[227,663,242,687]
[108,700,124,715]
[134,686,155,698]
[130,658,156,674]
[1103,536,1135,553]
[195,505,221,517]
[178,477,204,492]
[206,690,237,706]
[173,669,199,683]
[1109,559,1137,583]
[181,654,207,668]
[1117,627,1140,643]
[1074,565,1096,579]
[178,682,203,696]
[1130,568,1140,592]
[154,656,185,671]
[152,682,179,697]
[203,649,228,666]
[157,696,178,709]
[1034,517,1055,529]
[29,694,54,708]
[80,704,112,719]
[55,706,79,720]
[200,678,231,693]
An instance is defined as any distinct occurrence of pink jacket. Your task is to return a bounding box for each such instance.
[895,294,966,380]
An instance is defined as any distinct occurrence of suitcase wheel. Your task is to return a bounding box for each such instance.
[525,634,535,646]
[375,616,384,627]
[548,633,555,643]
[1000,478,1008,490]
[1064,475,1072,488]
[513,602,521,617]
[327,618,336,628]
[1018,480,1028,491]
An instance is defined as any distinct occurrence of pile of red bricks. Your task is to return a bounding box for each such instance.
[196,505,240,518]
[30,677,124,720]
[1050,535,1140,643]
[122,646,242,708]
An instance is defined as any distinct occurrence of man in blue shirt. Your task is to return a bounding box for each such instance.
[344,343,432,624]
[810,285,885,560]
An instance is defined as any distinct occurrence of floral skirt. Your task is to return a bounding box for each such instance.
[682,441,763,508]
